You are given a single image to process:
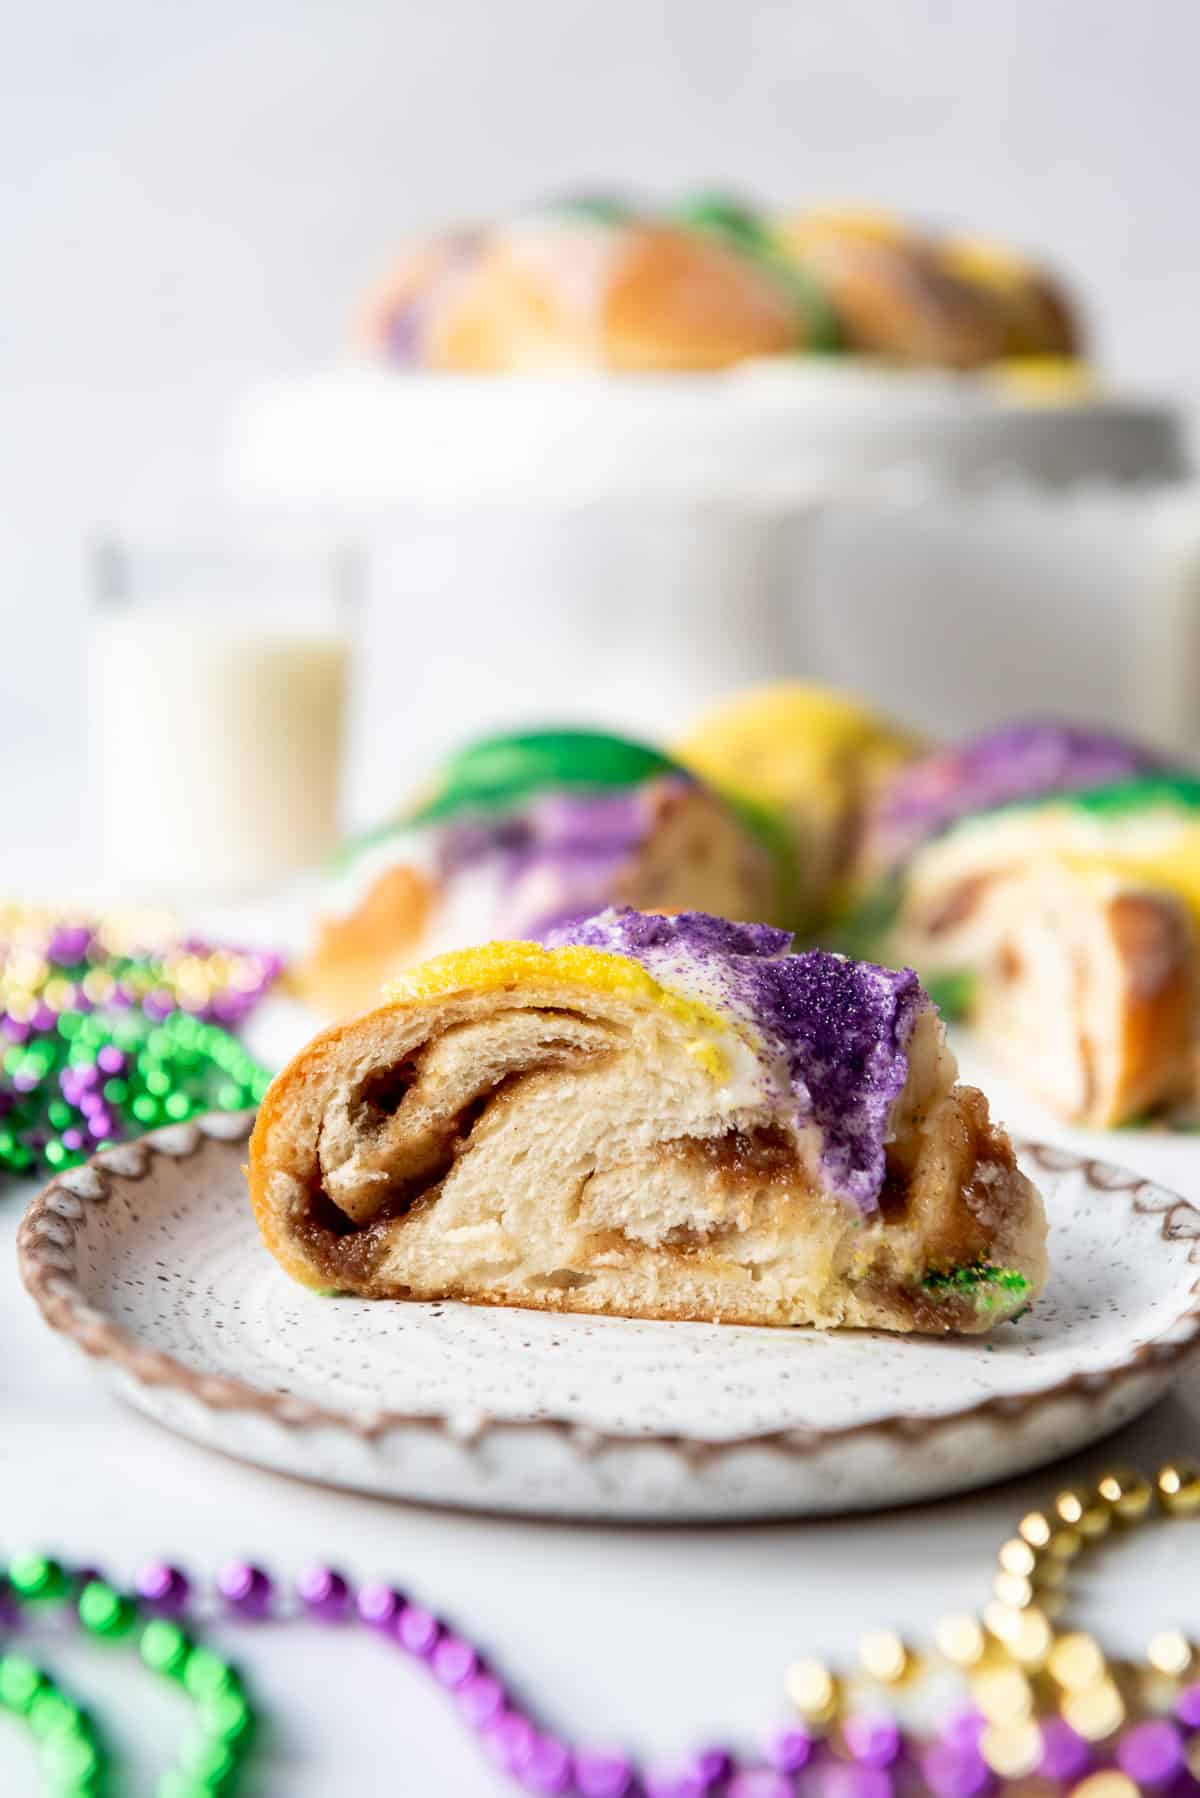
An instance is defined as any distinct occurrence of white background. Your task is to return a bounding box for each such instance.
[5,0,1200,869]
[4,25,1200,1783]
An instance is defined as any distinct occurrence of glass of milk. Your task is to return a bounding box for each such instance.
[91,531,355,898]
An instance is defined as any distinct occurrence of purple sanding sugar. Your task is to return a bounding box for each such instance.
[871,719,1172,869]
[437,786,657,882]
[383,226,483,365]
[437,813,536,875]
[434,783,687,941]
[546,908,925,1212]
[561,908,792,962]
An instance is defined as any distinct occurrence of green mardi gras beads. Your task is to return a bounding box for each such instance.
[0,916,278,1182]
[77,1583,136,1640]
[0,1563,255,1796]
[0,1007,272,1183]
[0,1649,106,1795]
[8,1556,70,1603]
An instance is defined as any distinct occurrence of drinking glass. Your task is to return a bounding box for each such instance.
[91,529,356,898]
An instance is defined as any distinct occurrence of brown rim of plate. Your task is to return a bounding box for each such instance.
[16,1115,1200,1460]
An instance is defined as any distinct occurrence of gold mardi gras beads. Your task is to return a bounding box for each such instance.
[979,1717,1043,1778]
[1005,1607,1054,1669]
[1043,1526,1084,1562]
[1047,1632,1107,1693]
[1030,1554,1070,1591]
[998,1537,1038,1578]
[1095,1467,1154,1522]
[1055,1485,1112,1538]
[1062,1677,1126,1742]
[785,1657,839,1725]
[1159,1461,1200,1516]
[1069,1775,1140,1798]
[783,1463,1196,1766]
[993,1571,1036,1609]
[971,1662,1035,1725]
[1019,1510,1053,1549]
[1147,1629,1193,1677]
[857,1629,912,1684]
[935,1613,987,1667]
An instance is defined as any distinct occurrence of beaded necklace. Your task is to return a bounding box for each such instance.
[3,1463,1198,1797]
[0,909,277,1180]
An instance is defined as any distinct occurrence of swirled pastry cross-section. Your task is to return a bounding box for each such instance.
[249,911,1046,1333]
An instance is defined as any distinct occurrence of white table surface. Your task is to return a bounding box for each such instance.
[5,817,1200,1792]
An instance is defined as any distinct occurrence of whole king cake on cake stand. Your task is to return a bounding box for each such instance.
[234,191,1185,506]
[230,191,1189,777]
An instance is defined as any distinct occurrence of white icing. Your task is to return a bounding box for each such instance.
[499,218,626,334]
[322,827,435,919]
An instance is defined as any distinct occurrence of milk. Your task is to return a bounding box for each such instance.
[94,607,349,896]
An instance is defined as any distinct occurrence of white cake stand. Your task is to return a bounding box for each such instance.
[233,363,1185,506]
[229,365,1188,813]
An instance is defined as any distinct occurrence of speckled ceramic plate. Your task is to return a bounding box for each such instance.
[18,1116,1200,1520]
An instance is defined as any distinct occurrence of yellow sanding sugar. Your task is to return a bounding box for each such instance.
[676,683,916,815]
[384,940,732,1078]
[986,356,1097,403]
[1062,837,1200,922]
[779,205,909,248]
[942,237,1035,292]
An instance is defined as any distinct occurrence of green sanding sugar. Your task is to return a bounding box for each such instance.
[546,193,636,225]
[412,730,682,827]
[990,772,1200,824]
[673,194,842,353]
[922,1262,1031,1312]
[329,729,807,927]
[1066,773,1200,815]
[718,790,807,929]
[331,731,687,873]
[827,877,903,962]
[923,969,977,1021]
[674,192,773,252]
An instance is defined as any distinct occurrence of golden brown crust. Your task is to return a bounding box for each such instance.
[295,780,782,1022]
[1029,272,1082,358]
[791,232,1007,368]
[296,863,434,1020]
[615,780,782,923]
[889,862,1199,1128]
[352,234,472,357]
[1092,892,1197,1126]
[600,225,799,370]
[939,257,1083,360]
[379,221,799,373]
[429,236,588,370]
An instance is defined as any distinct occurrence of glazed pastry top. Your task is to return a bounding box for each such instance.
[539,907,928,1212]
[908,773,1200,923]
[388,906,930,1212]
[325,728,790,946]
[356,192,1083,374]
[676,683,918,820]
[866,720,1175,874]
